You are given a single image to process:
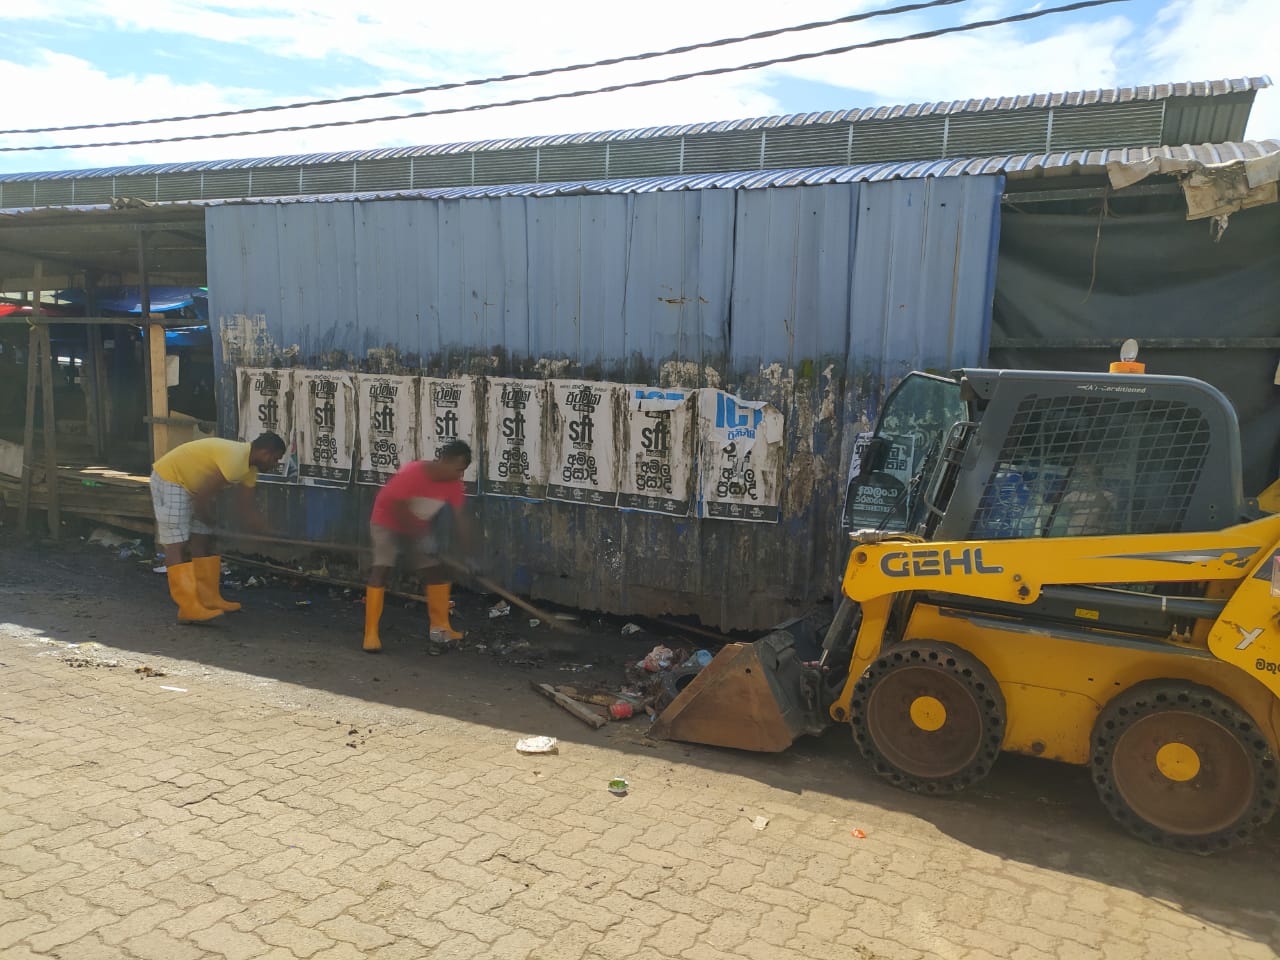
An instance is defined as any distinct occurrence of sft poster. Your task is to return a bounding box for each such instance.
[696,389,784,523]
[294,371,355,488]
[419,377,482,496]
[236,366,296,484]
[483,378,547,499]
[547,380,623,507]
[355,374,417,486]
[618,387,696,516]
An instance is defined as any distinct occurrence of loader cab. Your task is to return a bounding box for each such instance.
[841,372,966,535]
[843,367,1247,541]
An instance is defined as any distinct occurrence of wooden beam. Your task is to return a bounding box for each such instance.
[18,324,39,536]
[35,266,59,539]
[148,321,169,459]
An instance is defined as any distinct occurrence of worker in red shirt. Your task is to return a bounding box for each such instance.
[363,440,475,653]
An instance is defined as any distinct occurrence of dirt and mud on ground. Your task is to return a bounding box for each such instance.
[2,525,1279,959]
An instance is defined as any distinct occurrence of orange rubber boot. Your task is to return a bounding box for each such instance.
[363,587,385,653]
[426,583,464,642]
[167,562,224,624]
[193,555,241,612]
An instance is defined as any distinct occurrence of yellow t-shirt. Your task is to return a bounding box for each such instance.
[154,438,258,492]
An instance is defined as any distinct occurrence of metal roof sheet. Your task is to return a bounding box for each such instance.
[2,140,1276,219]
[1,76,1269,183]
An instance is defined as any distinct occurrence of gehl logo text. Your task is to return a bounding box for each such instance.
[880,547,1004,578]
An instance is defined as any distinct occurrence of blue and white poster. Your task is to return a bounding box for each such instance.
[696,390,784,522]
[618,387,696,516]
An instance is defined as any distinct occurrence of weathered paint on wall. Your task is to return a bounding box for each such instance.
[206,176,1004,629]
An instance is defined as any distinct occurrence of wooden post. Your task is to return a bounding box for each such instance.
[83,275,107,458]
[18,265,60,538]
[18,324,38,536]
[39,324,59,538]
[138,234,169,460]
[148,320,169,459]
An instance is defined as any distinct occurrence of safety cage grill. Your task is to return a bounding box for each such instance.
[968,394,1212,539]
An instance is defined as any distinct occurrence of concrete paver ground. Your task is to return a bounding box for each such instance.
[1,536,1278,959]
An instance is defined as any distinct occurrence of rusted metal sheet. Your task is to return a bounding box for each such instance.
[206,176,1002,629]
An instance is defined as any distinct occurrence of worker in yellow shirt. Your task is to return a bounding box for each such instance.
[150,434,286,622]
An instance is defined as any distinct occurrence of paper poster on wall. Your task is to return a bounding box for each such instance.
[355,374,418,486]
[484,378,547,499]
[294,371,355,488]
[618,387,696,516]
[236,366,296,484]
[419,377,482,496]
[696,390,784,522]
[546,380,623,507]
[842,432,915,533]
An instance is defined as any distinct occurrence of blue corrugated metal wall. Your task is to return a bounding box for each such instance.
[207,176,1003,629]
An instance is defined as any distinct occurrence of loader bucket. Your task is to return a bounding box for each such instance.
[650,628,823,752]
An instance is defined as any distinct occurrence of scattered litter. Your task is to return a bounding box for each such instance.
[528,618,541,628]
[691,649,714,669]
[554,613,579,622]
[642,645,675,672]
[152,564,167,575]
[752,816,770,831]
[620,622,643,636]
[488,601,511,619]
[609,701,634,720]
[221,563,232,576]
[134,666,167,679]
[245,576,265,588]
[294,600,312,609]
[608,778,629,796]
[158,686,187,693]
[87,528,128,548]
[558,663,594,672]
[850,828,867,839]
[515,736,559,754]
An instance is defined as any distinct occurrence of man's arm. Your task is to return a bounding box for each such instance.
[236,482,267,533]
[191,472,229,525]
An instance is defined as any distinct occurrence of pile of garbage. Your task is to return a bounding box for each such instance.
[543,640,716,725]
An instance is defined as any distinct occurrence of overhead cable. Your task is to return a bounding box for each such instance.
[0,0,974,135]
[0,0,1133,153]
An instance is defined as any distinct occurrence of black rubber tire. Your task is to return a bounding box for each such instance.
[1091,680,1280,854]
[850,640,1006,795]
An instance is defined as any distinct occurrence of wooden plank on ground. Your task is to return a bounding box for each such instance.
[531,681,608,729]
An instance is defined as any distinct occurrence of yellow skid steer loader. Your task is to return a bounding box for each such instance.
[653,350,1280,853]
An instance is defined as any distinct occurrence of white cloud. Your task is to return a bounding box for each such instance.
[2,0,1278,175]
[1142,0,1280,139]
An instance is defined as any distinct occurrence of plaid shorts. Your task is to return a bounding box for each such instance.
[150,472,213,545]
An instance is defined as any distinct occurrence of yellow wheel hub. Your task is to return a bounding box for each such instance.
[909,695,947,732]
[1155,742,1201,782]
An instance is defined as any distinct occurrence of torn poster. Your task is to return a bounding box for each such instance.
[355,374,418,486]
[294,371,355,488]
[547,380,624,507]
[618,387,696,516]
[484,378,547,499]
[696,390,784,522]
[419,377,482,496]
[236,366,296,484]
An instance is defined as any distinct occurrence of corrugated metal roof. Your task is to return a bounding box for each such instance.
[0,76,1269,183]
[196,139,1280,203]
[2,140,1276,220]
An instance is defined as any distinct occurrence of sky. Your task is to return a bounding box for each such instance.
[0,0,1277,176]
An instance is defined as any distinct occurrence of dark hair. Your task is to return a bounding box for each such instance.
[251,432,287,456]
[437,440,472,466]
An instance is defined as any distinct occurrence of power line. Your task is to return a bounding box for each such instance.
[1,0,973,136]
[0,0,1133,154]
